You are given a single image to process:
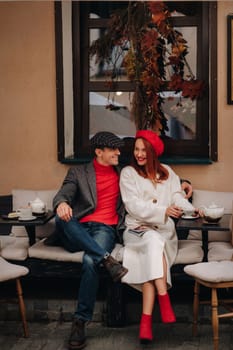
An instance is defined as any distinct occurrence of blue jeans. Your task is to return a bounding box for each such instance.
[55,216,116,321]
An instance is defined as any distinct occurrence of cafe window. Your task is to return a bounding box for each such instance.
[55,1,217,164]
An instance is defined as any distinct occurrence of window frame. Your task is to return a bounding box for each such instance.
[55,1,217,164]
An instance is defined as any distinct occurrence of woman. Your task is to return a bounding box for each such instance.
[120,130,197,344]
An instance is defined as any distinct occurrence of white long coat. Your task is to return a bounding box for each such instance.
[119,165,194,291]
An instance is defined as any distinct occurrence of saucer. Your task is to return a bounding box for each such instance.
[181,214,199,220]
[32,212,46,217]
[2,212,20,220]
[18,216,37,221]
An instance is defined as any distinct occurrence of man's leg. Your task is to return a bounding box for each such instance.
[75,223,116,321]
[55,216,107,264]
[56,217,127,282]
[68,223,118,350]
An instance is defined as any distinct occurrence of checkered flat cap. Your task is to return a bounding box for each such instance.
[90,132,124,149]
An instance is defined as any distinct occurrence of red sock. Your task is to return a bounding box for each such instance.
[158,293,176,323]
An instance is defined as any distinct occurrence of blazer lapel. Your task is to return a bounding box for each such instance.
[85,161,96,202]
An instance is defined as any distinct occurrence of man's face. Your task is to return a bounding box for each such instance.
[95,147,120,166]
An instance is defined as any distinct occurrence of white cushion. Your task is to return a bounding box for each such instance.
[174,240,204,265]
[208,241,233,262]
[11,189,57,238]
[184,261,233,282]
[28,239,84,262]
[0,235,29,260]
[0,257,29,282]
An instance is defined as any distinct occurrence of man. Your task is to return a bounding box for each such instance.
[53,132,128,350]
[53,131,192,350]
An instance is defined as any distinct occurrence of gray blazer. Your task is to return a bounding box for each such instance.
[53,161,125,243]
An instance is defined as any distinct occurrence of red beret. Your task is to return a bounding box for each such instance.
[136,130,164,156]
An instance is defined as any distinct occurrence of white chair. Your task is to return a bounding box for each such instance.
[0,257,29,337]
[184,260,233,350]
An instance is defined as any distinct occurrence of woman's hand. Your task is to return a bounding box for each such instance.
[56,202,73,222]
[166,205,183,219]
[196,208,204,217]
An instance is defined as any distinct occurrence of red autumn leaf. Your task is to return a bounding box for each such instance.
[182,80,205,100]
[141,31,159,52]
[168,55,181,65]
[151,12,167,25]
[149,1,166,14]
[168,74,183,91]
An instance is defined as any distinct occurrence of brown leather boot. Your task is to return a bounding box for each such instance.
[68,319,86,350]
[103,255,128,282]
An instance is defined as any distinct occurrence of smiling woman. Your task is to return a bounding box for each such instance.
[55,1,217,164]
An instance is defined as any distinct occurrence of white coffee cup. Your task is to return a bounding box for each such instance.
[17,207,33,219]
[182,209,196,217]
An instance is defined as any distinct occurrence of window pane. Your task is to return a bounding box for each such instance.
[62,1,74,158]
[89,91,136,138]
[89,28,130,82]
[160,92,196,140]
[164,26,197,79]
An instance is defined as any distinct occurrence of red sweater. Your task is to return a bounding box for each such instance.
[80,159,119,225]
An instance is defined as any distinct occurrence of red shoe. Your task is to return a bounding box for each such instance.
[158,293,176,323]
[139,313,153,344]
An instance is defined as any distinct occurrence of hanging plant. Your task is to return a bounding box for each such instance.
[89,1,205,134]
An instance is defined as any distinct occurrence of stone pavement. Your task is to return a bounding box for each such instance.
[1,320,233,350]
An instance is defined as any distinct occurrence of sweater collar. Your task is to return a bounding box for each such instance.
[93,158,115,173]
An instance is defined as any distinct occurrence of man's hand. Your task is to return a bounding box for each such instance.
[181,181,193,199]
[56,202,73,222]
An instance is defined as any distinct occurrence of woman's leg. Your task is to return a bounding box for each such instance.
[154,254,167,295]
[154,255,176,323]
[142,281,156,315]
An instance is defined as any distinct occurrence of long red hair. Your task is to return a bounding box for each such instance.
[131,138,169,183]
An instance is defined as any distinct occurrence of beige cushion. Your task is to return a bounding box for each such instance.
[188,189,233,242]
[29,240,124,263]
[11,189,57,238]
[208,241,233,262]
[174,240,204,265]
[184,261,233,282]
[0,235,29,260]
[28,238,84,262]
[0,256,29,282]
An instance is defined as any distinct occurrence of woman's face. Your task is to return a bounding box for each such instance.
[134,138,147,166]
